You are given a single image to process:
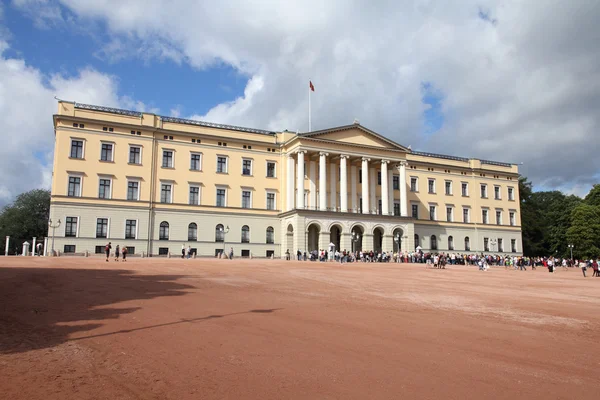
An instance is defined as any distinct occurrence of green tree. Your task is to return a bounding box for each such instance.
[531,191,581,257]
[565,203,600,259]
[519,177,545,256]
[0,189,51,255]
[584,184,600,207]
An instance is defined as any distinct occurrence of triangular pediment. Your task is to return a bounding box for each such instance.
[299,124,409,151]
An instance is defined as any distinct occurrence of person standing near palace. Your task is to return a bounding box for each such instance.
[105,242,112,262]
[122,246,127,262]
[115,244,120,262]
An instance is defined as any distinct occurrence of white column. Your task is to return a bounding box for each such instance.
[43,237,48,257]
[369,167,376,214]
[361,158,370,214]
[309,160,317,209]
[330,161,337,210]
[4,236,9,256]
[351,165,358,212]
[319,152,328,211]
[286,155,295,211]
[381,160,389,215]
[296,151,305,209]
[32,237,37,256]
[399,161,408,216]
[340,155,348,212]
[388,170,394,215]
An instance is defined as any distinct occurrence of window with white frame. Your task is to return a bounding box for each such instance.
[129,145,141,164]
[428,179,436,194]
[266,192,276,210]
[461,182,468,197]
[480,184,488,198]
[242,190,252,208]
[511,239,517,253]
[498,238,504,252]
[266,226,274,244]
[65,217,78,237]
[393,202,400,216]
[496,210,502,225]
[70,139,84,159]
[98,178,112,199]
[484,237,489,251]
[429,205,436,221]
[100,142,114,162]
[446,206,453,222]
[190,152,202,171]
[127,180,139,201]
[494,185,501,200]
[189,185,200,205]
[509,211,516,226]
[411,204,419,219]
[162,150,174,168]
[241,225,250,243]
[96,218,108,238]
[508,187,514,201]
[216,188,226,207]
[217,156,228,173]
[445,181,452,195]
[410,177,418,192]
[463,207,470,223]
[160,183,172,203]
[125,220,137,239]
[393,175,399,190]
[482,209,489,224]
[266,161,276,178]
[242,158,253,176]
[67,176,81,197]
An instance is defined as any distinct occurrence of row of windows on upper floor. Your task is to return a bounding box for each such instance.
[409,177,516,201]
[69,139,278,178]
[410,203,517,226]
[413,234,518,253]
[66,175,277,210]
[63,217,276,244]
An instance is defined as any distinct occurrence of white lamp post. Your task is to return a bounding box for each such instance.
[48,218,61,257]
[568,244,574,260]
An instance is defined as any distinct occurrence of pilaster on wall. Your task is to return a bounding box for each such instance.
[405,223,415,252]
[340,233,352,253]
[293,215,307,254]
[363,233,374,252]
[319,231,330,252]
[382,234,394,253]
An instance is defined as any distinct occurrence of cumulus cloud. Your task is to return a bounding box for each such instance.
[12,0,600,195]
[0,41,132,207]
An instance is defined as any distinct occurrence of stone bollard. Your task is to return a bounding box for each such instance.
[271,254,274,260]
[141,251,145,258]
[85,250,89,257]
[168,252,171,258]
[250,253,253,260]
[193,252,197,259]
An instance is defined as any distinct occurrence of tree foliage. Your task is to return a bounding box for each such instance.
[566,204,600,259]
[0,189,50,255]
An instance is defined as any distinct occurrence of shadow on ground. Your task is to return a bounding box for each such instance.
[0,267,193,354]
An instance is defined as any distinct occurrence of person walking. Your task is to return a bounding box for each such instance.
[36,242,43,256]
[105,242,112,262]
[186,245,191,259]
[181,244,185,259]
[581,260,587,277]
[229,247,234,260]
[115,244,120,262]
[122,246,128,262]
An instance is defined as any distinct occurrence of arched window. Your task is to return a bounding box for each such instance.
[448,235,454,250]
[159,221,169,240]
[215,224,224,242]
[266,226,274,244]
[431,235,438,250]
[188,223,197,241]
[241,225,250,243]
[465,236,470,251]
[414,234,420,248]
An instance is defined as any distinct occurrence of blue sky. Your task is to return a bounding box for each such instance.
[2,3,248,118]
[0,1,598,206]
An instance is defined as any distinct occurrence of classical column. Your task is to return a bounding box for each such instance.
[399,161,408,216]
[330,162,337,210]
[340,155,348,212]
[296,151,305,209]
[309,160,317,209]
[361,158,370,214]
[319,152,328,211]
[381,160,389,215]
[286,155,295,211]
[388,170,394,215]
[369,167,376,214]
[351,165,358,212]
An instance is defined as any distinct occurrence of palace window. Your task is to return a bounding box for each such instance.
[241,225,250,243]
[189,186,200,205]
[96,218,108,238]
[162,150,173,168]
[267,192,275,210]
[65,217,78,237]
[188,223,197,241]
[190,153,202,171]
[129,146,141,164]
[125,220,137,239]
[266,227,274,244]
[100,143,113,162]
[127,181,139,201]
[98,179,111,199]
[70,139,84,159]
[160,183,172,204]
[216,188,226,207]
[267,162,276,178]
[67,176,81,197]
[159,221,169,240]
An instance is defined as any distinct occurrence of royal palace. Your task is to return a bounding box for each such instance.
[48,101,523,257]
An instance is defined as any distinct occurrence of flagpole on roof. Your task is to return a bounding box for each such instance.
[308,79,312,132]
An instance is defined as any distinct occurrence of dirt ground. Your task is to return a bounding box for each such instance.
[0,257,599,400]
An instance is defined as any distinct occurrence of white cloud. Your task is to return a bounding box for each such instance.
[11,0,65,29]
[0,42,130,207]
[12,0,600,195]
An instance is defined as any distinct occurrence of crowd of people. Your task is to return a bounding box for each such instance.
[284,247,600,277]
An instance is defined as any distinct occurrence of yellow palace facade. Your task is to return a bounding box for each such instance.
[48,101,523,257]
